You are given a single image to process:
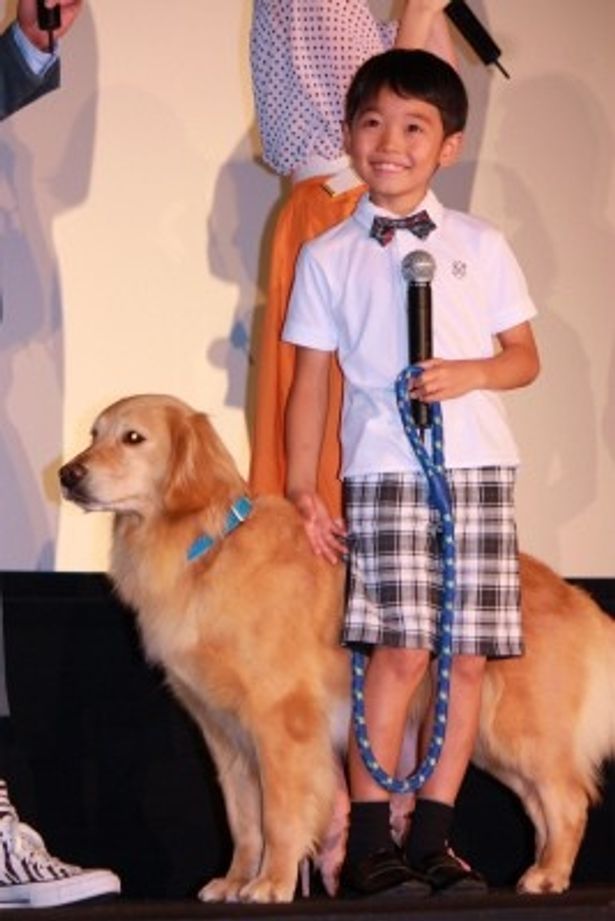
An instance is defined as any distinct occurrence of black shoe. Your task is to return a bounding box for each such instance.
[411,849,487,895]
[340,848,430,898]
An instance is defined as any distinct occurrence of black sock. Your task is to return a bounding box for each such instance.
[346,801,392,863]
[405,797,454,866]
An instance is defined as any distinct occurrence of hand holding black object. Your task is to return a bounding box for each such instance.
[445,0,510,78]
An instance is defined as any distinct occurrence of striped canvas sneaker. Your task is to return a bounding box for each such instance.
[0,781,121,908]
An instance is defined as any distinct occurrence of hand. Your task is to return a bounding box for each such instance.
[410,357,484,403]
[18,0,84,51]
[290,491,347,565]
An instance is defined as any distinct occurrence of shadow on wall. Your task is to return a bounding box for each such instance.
[205,126,280,437]
[433,0,493,212]
[0,10,97,570]
[488,73,614,565]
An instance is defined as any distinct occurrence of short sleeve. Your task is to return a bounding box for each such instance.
[282,245,339,352]
[484,233,537,334]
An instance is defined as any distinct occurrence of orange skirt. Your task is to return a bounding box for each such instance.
[249,175,365,518]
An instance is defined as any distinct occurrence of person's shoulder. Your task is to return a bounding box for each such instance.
[302,212,360,261]
[442,204,504,241]
[440,204,514,259]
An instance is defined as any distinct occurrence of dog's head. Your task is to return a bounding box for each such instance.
[59,394,245,519]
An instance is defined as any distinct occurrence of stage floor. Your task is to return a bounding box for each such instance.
[2,888,615,921]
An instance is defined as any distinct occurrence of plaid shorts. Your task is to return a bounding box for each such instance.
[343,468,522,658]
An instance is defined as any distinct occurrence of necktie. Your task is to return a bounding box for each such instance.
[370,210,436,247]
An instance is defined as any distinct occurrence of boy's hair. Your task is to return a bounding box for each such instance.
[345,49,468,137]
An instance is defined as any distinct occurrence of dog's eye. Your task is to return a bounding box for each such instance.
[123,430,145,445]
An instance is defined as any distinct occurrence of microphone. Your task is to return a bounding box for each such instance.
[445,0,510,79]
[401,250,436,433]
[36,0,61,53]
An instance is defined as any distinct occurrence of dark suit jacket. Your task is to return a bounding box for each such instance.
[0,23,59,120]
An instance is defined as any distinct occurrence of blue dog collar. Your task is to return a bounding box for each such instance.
[187,496,253,562]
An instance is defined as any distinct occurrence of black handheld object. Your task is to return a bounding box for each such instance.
[445,0,510,78]
[36,0,61,52]
[401,250,435,433]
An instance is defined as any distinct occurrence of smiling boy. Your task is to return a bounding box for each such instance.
[282,49,539,897]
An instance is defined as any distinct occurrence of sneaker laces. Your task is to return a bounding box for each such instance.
[0,813,81,880]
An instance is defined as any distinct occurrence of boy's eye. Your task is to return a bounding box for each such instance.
[358,114,380,129]
[406,123,422,134]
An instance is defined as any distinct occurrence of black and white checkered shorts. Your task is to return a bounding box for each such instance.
[343,468,522,658]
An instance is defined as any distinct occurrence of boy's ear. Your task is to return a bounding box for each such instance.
[439,131,464,168]
[342,121,352,154]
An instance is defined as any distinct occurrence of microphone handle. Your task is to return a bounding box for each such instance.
[408,281,432,431]
[36,0,61,52]
[445,0,509,77]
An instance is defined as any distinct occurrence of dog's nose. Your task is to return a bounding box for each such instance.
[59,461,88,490]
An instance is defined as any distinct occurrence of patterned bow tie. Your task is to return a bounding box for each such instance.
[370,210,436,247]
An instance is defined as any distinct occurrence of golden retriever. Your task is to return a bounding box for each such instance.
[59,394,615,902]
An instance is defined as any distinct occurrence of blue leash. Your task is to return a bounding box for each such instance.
[350,366,456,794]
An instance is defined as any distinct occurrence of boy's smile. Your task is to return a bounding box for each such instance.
[344,87,462,216]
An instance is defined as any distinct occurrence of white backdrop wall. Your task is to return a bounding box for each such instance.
[0,1,613,576]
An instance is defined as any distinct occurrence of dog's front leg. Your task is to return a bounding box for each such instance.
[239,702,337,903]
[197,728,263,901]
[167,681,264,903]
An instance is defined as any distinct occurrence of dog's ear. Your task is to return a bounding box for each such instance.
[164,411,245,515]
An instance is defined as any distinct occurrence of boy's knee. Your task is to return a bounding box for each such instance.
[372,646,430,684]
[451,653,487,685]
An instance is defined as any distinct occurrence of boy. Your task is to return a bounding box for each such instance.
[283,49,539,897]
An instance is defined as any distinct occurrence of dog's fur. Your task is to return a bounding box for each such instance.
[60,394,615,902]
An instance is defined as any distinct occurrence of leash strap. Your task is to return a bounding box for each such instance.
[351,366,456,793]
[187,496,253,562]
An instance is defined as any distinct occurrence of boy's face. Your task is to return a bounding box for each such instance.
[343,87,462,216]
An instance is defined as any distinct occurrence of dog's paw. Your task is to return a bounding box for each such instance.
[239,875,295,903]
[516,865,570,894]
[198,876,246,902]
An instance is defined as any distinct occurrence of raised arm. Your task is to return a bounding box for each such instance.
[395,0,457,70]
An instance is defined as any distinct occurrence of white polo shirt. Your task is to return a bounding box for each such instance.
[283,190,537,478]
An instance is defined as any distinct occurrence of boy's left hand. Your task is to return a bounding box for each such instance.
[410,357,484,403]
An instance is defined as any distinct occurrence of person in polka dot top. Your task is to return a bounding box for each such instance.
[249,0,456,519]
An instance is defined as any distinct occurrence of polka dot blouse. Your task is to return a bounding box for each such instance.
[251,0,398,176]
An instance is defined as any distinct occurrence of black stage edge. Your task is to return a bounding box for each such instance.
[0,572,614,917]
[0,889,615,921]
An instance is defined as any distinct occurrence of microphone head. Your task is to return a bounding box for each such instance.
[401,250,436,284]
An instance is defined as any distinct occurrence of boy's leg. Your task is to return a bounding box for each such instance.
[405,653,488,893]
[403,465,522,893]
[348,646,430,799]
[342,646,431,897]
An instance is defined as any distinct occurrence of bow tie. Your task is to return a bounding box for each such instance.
[370,210,436,247]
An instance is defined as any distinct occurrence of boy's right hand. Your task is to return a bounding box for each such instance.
[290,491,346,565]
